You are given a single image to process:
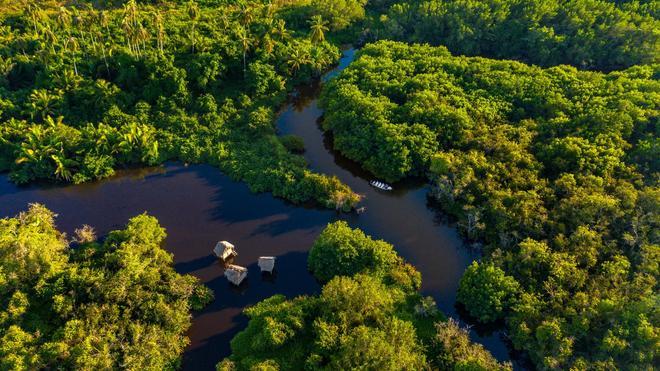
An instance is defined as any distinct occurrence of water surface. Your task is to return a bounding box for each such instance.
[0,48,516,369]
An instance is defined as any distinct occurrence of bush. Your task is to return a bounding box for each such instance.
[431,319,511,370]
[308,221,401,282]
[457,262,520,323]
[278,135,305,153]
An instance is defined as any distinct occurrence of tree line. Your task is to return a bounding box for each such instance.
[367,0,659,71]
[320,41,658,370]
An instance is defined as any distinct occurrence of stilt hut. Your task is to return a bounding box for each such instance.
[258,256,276,273]
[224,264,248,285]
[214,241,237,261]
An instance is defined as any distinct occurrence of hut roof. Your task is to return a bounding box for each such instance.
[224,264,247,285]
[214,240,237,260]
[258,256,276,272]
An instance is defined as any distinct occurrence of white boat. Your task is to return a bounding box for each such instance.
[369,180,393,191]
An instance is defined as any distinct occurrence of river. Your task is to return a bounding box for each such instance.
[0,48,516,369]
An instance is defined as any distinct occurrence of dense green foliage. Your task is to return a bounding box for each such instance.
[371,0,660,71]
[306,0,367,31]
[307,220,416,284]
[457,262,520,323]
[431,318,510,371]
[0,204,212,369]
[0,0,359,210]
[219,222,510,370]
[278,134,305,153]
[321,41,659,370]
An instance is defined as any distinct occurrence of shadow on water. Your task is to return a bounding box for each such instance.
[0,48,523,369]
[0,164,329,371]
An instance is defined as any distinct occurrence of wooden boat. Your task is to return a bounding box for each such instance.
[369,180,393,191]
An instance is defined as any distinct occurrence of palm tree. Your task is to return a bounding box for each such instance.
[186,0,199,53]
[29,89,58,121]
[93,123,119,155]
[309,47,331,76]
[308,15,328,44]
[25,3,42,34]
[95,31,111,77]
[15,125,57,173]
[56,7,72,34]
[54,69,81,91]
[71,7,88,49]
[287,47,309,76]
[136,25,150,54]
[15,132,50,168]
[64,36,79,75]
[123,0,139,25]
[237,26,252,78]
[122,0,139,55]
[154,11,165,55]
[99,10,111,35]
[238,2,254,26]
[41,26,57,55]
[96,10,111,75]
[261,1,275,19]
[85,6,98,50]
[121,16,135,55]
[274,19,290,41]
[262,33,275,56]
[217,12,230,31]
[0,56,14,80]
[51,154,75,182]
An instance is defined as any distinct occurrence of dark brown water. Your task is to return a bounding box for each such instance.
[0,48,517,369]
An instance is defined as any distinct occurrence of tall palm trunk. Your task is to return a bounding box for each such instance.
[101,43,110,77]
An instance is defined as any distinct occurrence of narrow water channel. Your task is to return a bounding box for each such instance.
[0,48,516,369]
[278,47,514,363]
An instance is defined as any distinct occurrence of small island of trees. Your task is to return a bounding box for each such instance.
[218,221,510,371]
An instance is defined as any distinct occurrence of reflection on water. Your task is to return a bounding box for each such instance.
[0,48,522,369]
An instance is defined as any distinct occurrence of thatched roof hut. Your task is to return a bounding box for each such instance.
[224,264,247,285]
[214,241,237,261]
[258,256,276,273]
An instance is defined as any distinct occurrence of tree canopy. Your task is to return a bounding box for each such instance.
[2,1,659,369]
[370,0,660,71]
[320,40,659,370]
[0,204,212,370]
